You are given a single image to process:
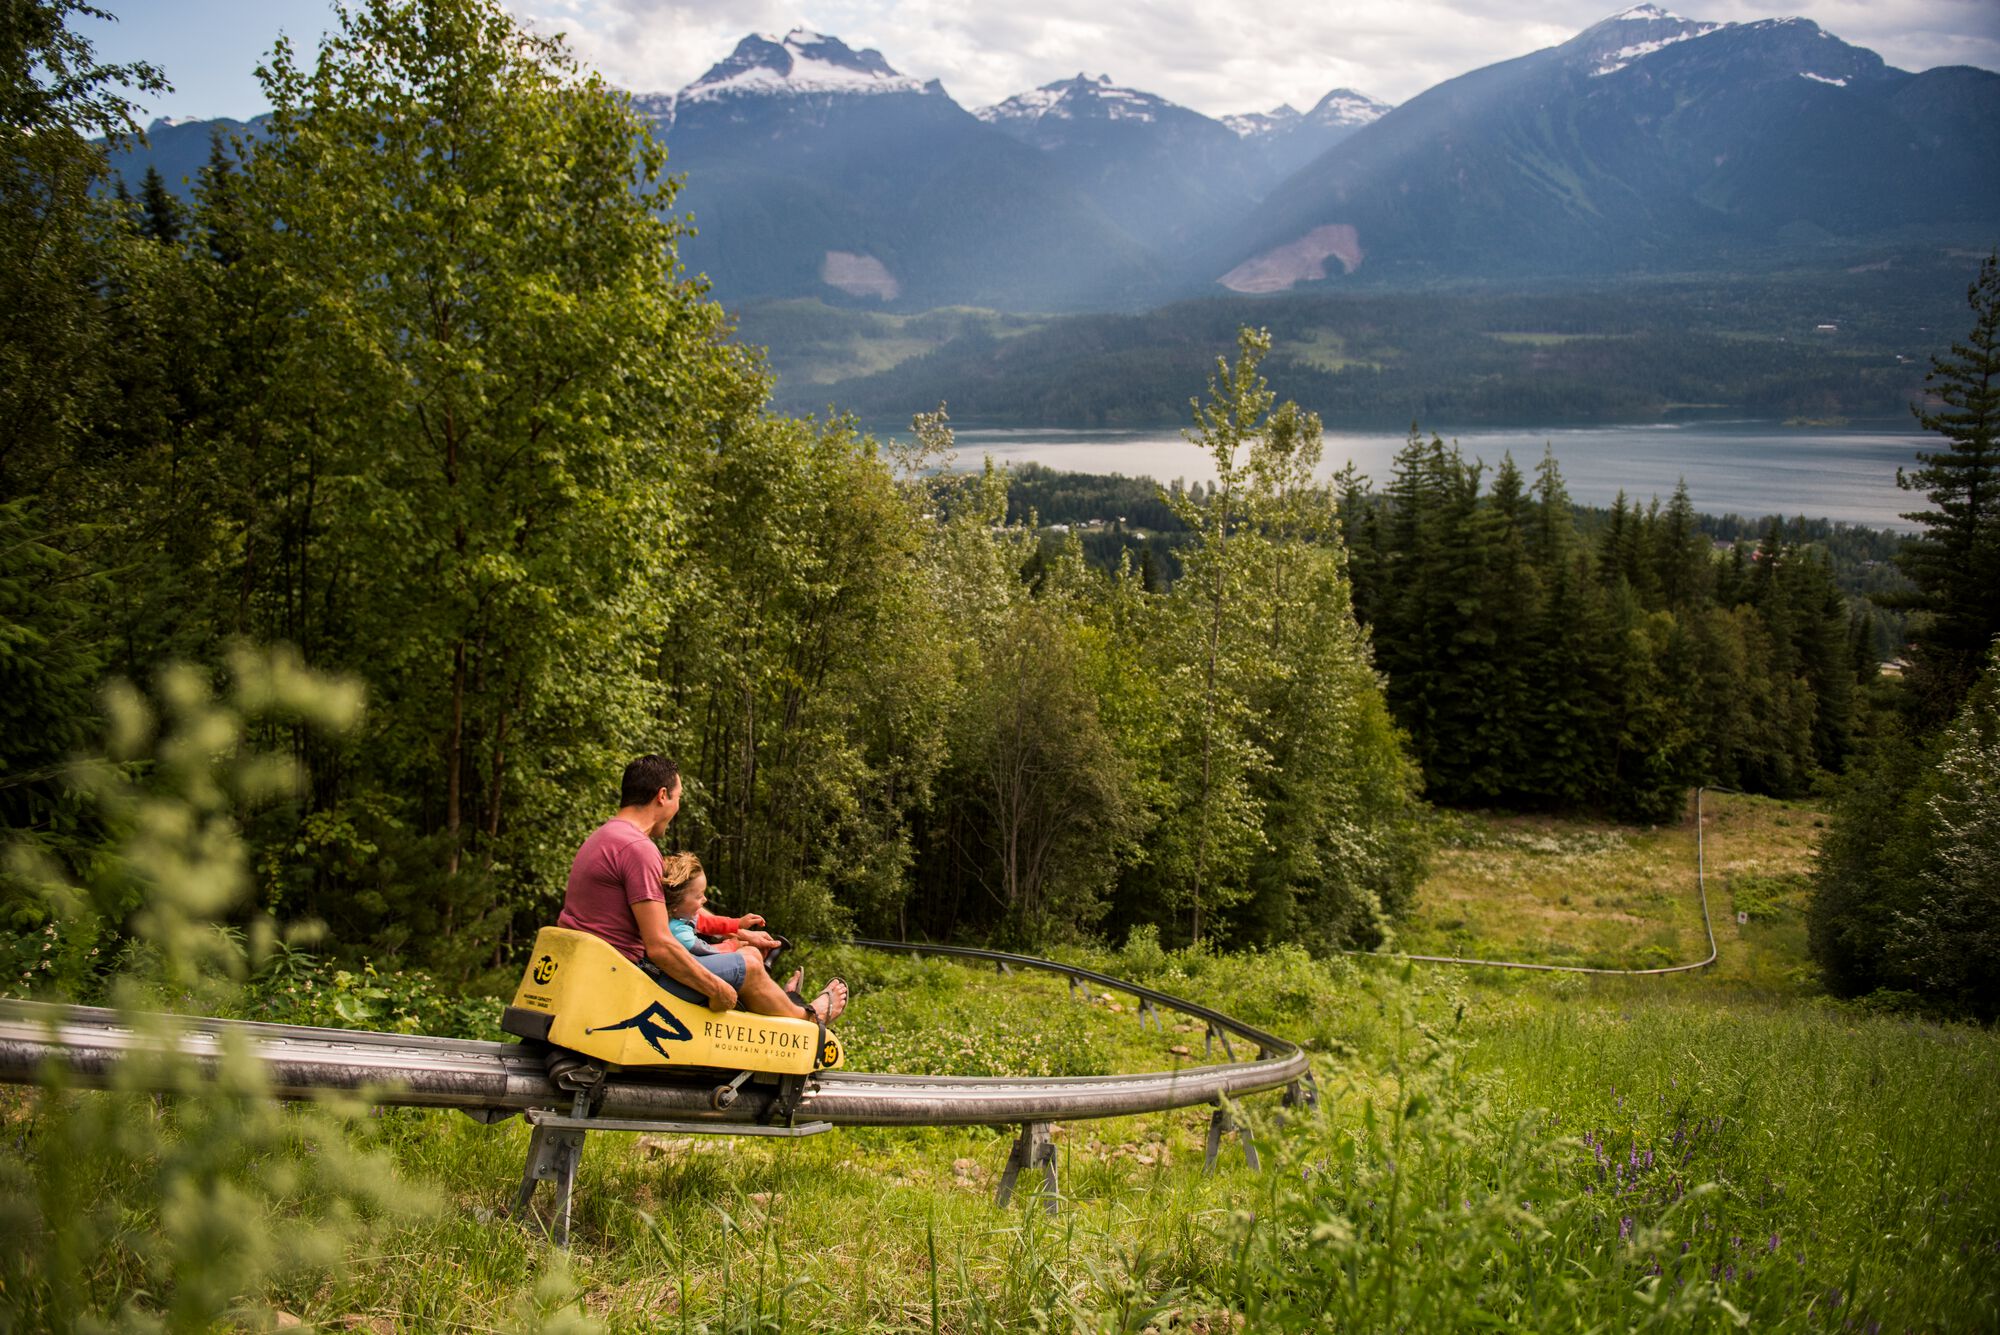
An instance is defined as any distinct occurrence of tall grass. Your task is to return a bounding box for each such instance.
[6,788,1996,1331]
[1215,966,1999,1331]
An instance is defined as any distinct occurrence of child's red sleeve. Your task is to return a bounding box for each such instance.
[695,910,743,935]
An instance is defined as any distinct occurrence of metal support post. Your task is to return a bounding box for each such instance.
[994,1121,1059,1214]
[515,1120,588,1247]
[1203,1101,1260,1174]
[1137,998,1160,1032]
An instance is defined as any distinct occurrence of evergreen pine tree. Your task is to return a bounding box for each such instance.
[1598,491,1633,592]
[1471,453,1544,797]
[1896,251,2000,719]
[1375,429,1457,781]
[138,163,178,242]
[1523,452,1614,805]
[1653,480,1709,611]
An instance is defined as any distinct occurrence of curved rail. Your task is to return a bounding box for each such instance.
[0,946,1307,1129]
[1339,785,1725,975]
[847,938,1296,1057]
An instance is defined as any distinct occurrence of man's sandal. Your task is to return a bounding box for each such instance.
[803,978,848,1024]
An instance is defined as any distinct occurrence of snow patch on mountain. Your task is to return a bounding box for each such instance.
[1305,89,1391,127]
[1799,71,1848,86]
[1222,104,1301,138]
[976,74,1173,125]
[1224,89,1387,139]
[1569,3,1725,77]
[627,90,677,129]
[679,29,930,105]
[1590,30,1719,75]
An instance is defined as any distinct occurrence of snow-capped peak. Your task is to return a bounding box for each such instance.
[1569,5,1721,76]
[677,29,932,105]
[1223,89,1388,138]
[1608,4,1686,21]
[1303,88,1391,128]
[1222,104,1302,138]
[976,73,1179,126]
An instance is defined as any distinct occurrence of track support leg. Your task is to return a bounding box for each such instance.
[1203,1102,1259,1174]
[1138,999,1160,1032]
[515,1121,588,1247]
[994,1121,1059,1214]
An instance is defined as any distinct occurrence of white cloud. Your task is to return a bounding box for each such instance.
[505,0,2000,114]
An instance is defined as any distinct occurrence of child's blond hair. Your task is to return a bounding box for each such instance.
[662,852,704,914]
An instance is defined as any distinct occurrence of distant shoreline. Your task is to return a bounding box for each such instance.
[883,418,1926,533]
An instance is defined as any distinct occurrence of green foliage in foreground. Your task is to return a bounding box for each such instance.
[8,770,1998,1330]
[1,650,428,1332]
[17,952,1993,1332]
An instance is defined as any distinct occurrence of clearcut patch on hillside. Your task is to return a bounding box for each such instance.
[820,249,899,299]
[1217,223,1364,293]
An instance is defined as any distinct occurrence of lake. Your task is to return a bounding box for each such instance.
[930,420,1931,532]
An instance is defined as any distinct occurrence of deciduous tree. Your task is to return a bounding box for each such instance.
[213,0,763,966]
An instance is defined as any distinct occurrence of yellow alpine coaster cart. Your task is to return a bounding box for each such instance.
[502,926,843,1115]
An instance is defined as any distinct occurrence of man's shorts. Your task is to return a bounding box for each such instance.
[639,951,747,1005]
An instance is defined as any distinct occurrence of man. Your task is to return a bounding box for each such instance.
[558,754,846,1023]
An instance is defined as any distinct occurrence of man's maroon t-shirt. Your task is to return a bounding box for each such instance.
[557,818,662,963]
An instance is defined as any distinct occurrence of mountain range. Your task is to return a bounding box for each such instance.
[112,6,1999,313]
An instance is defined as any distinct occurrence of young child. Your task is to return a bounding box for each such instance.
[661,852,775,958]
[661,853,843,1019]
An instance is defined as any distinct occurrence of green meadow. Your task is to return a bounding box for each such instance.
[12,792,1994,1332]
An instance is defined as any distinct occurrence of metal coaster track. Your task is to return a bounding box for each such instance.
[0,944,1308,1126]
[0,942,1309,1238]
[1339,785,1730,976]
[0,793,1741,1240]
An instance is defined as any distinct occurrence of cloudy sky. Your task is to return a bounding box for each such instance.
[89,0,2000,123]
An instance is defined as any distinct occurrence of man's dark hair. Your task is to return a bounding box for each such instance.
[619,754,680,809]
